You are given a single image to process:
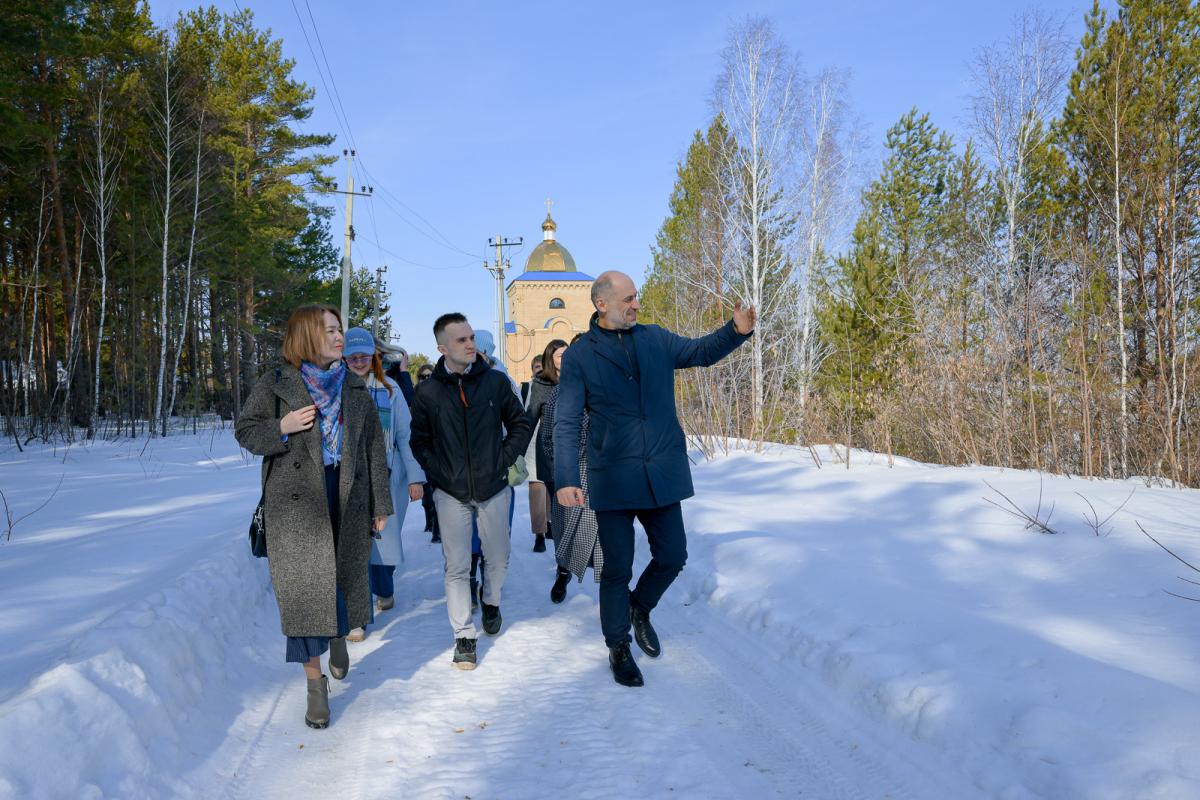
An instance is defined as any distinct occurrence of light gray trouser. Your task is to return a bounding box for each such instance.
[434,487,512,640]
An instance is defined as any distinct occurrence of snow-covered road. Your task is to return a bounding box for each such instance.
[3,431,1199,799]
[188,503,968,800]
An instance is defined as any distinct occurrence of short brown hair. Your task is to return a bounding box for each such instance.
[540,339,569,384]
[282,304,341,368]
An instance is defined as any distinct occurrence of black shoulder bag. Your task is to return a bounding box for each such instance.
[248,368,282,558]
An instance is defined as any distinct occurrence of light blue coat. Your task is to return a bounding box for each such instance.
[366,376,425,566]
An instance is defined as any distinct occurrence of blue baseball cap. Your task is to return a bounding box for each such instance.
[343,327,376,358]
[475,329,496,357]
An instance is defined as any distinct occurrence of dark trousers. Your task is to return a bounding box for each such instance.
[595,502,687,648]
[284,463,347,662]
[369,564,395,598]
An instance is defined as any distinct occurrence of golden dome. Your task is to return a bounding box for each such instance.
[525,211,576,272]
[524,241,577,272]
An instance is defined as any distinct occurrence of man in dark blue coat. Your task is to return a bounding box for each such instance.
[554,270,755,686]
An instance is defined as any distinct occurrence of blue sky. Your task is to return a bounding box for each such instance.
[151,0,1101,357]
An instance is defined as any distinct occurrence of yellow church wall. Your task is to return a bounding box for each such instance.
[504,280,593,384]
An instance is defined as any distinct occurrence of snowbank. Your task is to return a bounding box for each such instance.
[0,434,276,798]
[678,445,1200,799]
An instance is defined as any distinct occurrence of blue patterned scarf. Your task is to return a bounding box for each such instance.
[300,360,347,465]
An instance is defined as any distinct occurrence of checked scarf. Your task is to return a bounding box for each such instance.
[300,360,347,465]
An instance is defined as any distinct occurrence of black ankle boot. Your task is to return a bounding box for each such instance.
[533,534,546,552]
[630,601,661,658]
[550,567,571,604]
[328,636,350,679]
[608,642,644,687]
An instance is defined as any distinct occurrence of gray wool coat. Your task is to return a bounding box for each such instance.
[235,363,392,637]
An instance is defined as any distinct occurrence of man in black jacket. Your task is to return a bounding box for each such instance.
[410,313,532,669]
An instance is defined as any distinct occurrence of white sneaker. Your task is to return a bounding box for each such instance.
[347,627,366,643]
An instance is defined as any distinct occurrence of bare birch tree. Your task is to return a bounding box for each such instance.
[150,41,184,435]
[166,107,206,427]
[713,17,802,445]
[82,84,124,438]
[794,67,861,411]
[969,10,1069,470]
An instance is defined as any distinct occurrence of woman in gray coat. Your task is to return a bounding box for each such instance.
[235,304,392,730]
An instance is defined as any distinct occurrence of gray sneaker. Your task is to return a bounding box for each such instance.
[305,675,330,729]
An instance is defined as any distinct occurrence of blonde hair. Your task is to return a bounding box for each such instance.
[282,304,342,368]
[369,353,393,396]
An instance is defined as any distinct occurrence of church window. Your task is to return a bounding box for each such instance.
[548,297,565,309]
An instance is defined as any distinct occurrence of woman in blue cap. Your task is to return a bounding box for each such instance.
[342,327,425,641]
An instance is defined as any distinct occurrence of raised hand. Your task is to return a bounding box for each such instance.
[733,300,757,335]
[280,404,317,435]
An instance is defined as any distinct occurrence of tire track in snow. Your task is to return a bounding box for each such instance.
[198,505,982,799]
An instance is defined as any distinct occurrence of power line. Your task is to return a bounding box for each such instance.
[356,158,478,258]
[303,0,359,153]
[286,3,481,269]
[287,0,355,151]
[356,233,479,271]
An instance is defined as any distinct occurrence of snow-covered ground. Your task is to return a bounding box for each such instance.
[1,431,1198,799]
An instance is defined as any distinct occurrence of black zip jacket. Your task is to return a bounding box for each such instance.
[410,353,532,503]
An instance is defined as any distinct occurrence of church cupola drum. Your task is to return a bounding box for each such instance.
[503,203,594,384]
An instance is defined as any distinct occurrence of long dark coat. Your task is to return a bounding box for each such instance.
[235,363,392,637]
[553,315,750,512]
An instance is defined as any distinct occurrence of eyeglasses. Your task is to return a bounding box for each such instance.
[418,373,432,381]
[345,354,372,364]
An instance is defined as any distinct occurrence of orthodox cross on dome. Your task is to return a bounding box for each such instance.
[541,198,558,241]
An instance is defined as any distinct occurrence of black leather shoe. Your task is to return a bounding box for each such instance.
[550,568,570,604]
[630,602,661,658]
[533,535,546,552]
[453,637,477,670]
[608,643,644,687]
[481,603,503,636]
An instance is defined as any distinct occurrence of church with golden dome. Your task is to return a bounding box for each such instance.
[503,205,594,384]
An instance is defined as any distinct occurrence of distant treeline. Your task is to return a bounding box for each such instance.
[642,3,1200,486]
[1,1,384,442]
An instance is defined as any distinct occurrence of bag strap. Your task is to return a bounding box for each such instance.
[263,368,282,487]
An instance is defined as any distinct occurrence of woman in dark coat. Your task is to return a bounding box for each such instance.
[524,339,567,552]
[540,336,602,603]
[235,304,392,730]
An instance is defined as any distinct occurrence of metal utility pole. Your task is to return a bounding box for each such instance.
[372,265,386,339]
[484,234,522,368]
[331,149,372,329]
